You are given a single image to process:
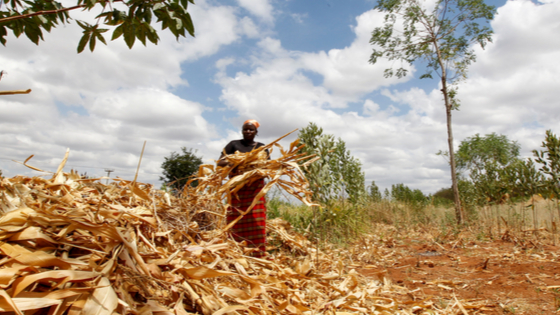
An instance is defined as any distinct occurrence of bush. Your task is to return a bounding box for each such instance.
[160,147,202,191]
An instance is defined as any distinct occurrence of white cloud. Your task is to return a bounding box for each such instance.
[239,16,261,38]
[298,9,413,102]
[180,2,252,60]
[290,13,307,24]
[235,0,274,23]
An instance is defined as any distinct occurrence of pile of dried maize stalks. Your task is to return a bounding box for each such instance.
[0,134,433,314]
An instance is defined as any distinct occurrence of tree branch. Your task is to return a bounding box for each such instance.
[0,0,125,24]
[0,89,31,95]
[0,5,84,23]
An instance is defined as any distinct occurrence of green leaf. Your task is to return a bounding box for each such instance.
[153,3,164,11]
[77,33,90,53]
[146,25,158,44]
[95,30,107,45]
[184,12,194,37]
[36,14,48,24]
[111,24,124,40]
[123,24,135,48]
[23,24,42,45]
[88,33,96,51]
[137,24,147,45]
[76,20,89,29]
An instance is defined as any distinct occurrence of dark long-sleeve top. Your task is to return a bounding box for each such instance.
[220,139,270,158]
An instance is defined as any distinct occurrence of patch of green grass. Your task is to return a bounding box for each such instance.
[267,198,379,245]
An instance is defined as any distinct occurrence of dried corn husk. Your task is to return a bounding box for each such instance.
[0,136,449,314]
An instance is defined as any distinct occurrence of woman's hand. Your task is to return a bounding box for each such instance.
[217,158,230,167]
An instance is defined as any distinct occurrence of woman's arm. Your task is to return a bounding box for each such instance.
[217,142,234,167]
[217,152,229,167]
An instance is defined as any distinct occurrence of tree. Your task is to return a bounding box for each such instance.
[533,130,560,221]
[160,147,202,191]
[298,122,366,205]
[455,133,521,206]
[368,180,382,202]
[390,183,429,209]
[0,0,195,53]
[369,0,496,224]
[456,133,520,173]
[432,187,454,207]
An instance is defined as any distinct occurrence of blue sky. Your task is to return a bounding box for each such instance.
[0,0,558,194]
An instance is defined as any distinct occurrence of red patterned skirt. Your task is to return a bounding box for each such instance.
[227,178,266,257]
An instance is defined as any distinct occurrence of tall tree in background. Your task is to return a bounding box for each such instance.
[368,180,382,202]
[298,122,366,205]
[369,0,496,224]
[160,147,202,191]
[0,0,195,53]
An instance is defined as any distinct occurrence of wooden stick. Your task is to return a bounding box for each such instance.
[132,141,147,185]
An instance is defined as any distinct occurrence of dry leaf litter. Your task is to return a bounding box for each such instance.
[0,132,452,314]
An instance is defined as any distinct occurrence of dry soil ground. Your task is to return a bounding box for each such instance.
[359,236,560,314]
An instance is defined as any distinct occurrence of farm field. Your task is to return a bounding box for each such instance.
[1,168,560,314]
[3,143,560,314]
[354,228,560,314]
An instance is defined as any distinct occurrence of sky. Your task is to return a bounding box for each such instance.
[0,0,559,195]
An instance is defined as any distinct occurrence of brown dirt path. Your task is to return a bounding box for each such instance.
[359,239,560,314]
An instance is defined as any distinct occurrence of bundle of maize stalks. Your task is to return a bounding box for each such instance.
[185,130,320,233]
[0,135,440,314]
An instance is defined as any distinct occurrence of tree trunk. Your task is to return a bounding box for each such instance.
[434,39,464,225]
[445,94,464,224]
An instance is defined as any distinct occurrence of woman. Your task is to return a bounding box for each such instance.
[218,119,269,257]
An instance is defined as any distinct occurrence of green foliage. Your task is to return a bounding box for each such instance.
[160,147,202,191]
[0,0,195,53]
[298,122,366,205]
[383,188,390,199]
[533,130,560,219]
[455,133,521,205]
[456,133,521,173]
[432,187,454,207]
[533,130,560,198]
[515,158,545,198]
[456,178,479,219]
[370,0,496,84]
[368,180,382,202]
[267,197,373,245]
[390,183,429,209]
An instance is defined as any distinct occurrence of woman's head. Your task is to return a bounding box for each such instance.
[242,119,259,141]
[243,119,260,129]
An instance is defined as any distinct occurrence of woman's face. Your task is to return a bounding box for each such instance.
[242,123,257,141]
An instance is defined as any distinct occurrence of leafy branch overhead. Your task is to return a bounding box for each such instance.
[0,0,195,53]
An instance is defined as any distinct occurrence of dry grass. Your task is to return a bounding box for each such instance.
[0,137,469,315]
[3,136,559,314]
